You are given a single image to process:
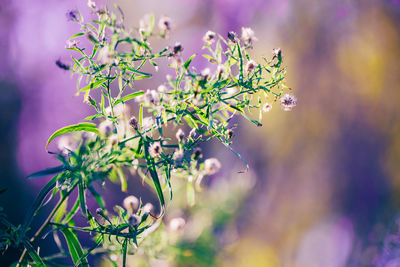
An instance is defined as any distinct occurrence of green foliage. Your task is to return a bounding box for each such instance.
[0,2,295,266]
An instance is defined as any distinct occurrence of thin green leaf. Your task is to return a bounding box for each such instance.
[28,166,65,179]
[184,53,197,70]
[46,123,99,150]
[116,167,127,192]
[61,228,89,267]
[114,91,144,105]
[22,175,60,230]
[68,33,85,40]
[78,78,108,93]
[78,182,87,217]
[23,240,46,266]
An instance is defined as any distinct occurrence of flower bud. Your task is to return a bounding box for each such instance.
[203,30,216,44]
[129,116,139,130]
[262,103,272,112]
[158,15,171,32]
[149,142,162,158]
[204,158,221,175]
[123,195,139,214]
[227,31,238,43]
[142,203,154,215]
[172,42,183,56]
[280,93,297,111]
[169,217,186,232]
[176,129,185,142]
[193,147,203,160]
[173,149,185,166]
[241,27,257,46]
[226,129,234,139]
[245,60,257,75]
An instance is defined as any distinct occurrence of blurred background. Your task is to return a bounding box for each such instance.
[2,0,400,266]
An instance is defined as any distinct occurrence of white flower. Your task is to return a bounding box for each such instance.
[173,149,185,165]
[204,158,221,175]
[66,40,79,49]
[158,15,171,32]
[169,217,186,231]
[98,120,115,136]
[142,203,154,215]
[149,142,162,158]
[57,135,77,154]
[245,60,257,75]
[139,14,152,33]
[99,47,114,65]
[241,27,257,46]
[109,134,119,146]
[216,64,227,79]
[280,93,297,111]
[201,68,211,79]
[123,195,139,214]
[176,129,185,142]
[88,0,96,10]
[262,103,272,112]
[203,30,216,44]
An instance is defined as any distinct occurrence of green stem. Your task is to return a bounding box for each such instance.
[18,183,78,266]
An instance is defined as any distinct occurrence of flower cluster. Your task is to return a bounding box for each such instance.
[5,1,295,266]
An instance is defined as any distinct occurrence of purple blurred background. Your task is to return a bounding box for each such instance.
[2,0,400,266]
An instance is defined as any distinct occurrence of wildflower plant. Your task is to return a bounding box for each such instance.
[0,2,295,266]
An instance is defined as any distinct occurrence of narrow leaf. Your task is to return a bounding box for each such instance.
[61,228,89,267]
[28,166,65,179]
[46,123,99,150]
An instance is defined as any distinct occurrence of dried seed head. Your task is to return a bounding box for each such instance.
[241,27,257,46]
[262,103,272,112]
[66,9,79,22]
[142,203,154,215]
[123,195,139,214]
[204,158,221,175]
[280,93,297,111]
[129,214,140,226]
[216,64,227,79]
[129,116,139,130]
[172,42,183,56]
[203,30,216,44]
[245,60,257,75]
[55,59,70,70]
[169,217,186,231]
[149,142,162,158]
[158,15,171,32]
[176,129,185,142]
[227,31,238,43]
[173,149,185,165]
[193,147,203,160]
